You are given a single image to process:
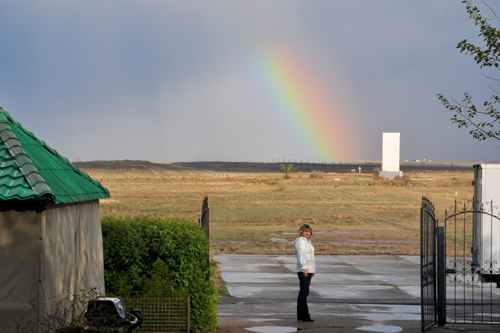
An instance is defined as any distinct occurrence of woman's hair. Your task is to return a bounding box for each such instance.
[298,224,313,237]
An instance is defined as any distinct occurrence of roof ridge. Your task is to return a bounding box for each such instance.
[0,112,54,199]
[0,108,109,198]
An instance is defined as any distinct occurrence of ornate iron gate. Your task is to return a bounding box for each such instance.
[444,199,500,325]
[421,197,437,331]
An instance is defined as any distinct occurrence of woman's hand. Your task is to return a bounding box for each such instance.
[303,269,308,277]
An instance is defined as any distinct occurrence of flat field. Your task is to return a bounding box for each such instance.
[83,164,474,255]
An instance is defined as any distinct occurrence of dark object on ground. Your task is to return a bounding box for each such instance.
[85,297,143,332]
[299,318,314,322]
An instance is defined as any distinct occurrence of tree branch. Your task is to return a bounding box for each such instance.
[450,97,495,116]
[438,1,500,143]
[483,0,500,22]
[481,70,500,83]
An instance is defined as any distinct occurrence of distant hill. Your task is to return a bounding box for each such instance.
[74,160,178,170]
[73,160,477,173]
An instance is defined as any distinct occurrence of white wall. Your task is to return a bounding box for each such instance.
[382,132,400,172]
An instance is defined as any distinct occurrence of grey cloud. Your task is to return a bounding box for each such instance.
[0,1,499,162]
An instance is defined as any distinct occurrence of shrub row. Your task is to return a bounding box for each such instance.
[101,216,218,332]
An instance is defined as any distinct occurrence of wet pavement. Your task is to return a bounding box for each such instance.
[215,255,500,332]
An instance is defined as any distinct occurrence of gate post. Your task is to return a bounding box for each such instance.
[199,197,210,281]
[437,226,446,326]
[200,196,209,238]
[421,197,438,331]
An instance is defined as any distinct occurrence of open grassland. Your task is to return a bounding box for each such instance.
[84,165,474,255]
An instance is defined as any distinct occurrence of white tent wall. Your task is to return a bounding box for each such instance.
[42,200,105,316]
[0,200,105,333]
[0,210,41,332]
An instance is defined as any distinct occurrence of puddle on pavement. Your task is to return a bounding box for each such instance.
[351,304,421,321]
[227,286,262,297]
[371,275,402,282]
[245,327,299,333]
[365,313,420,321]
[476,313,500,317]
[356,325,402,332]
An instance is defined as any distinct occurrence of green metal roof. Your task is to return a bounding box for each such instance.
[0,107,110,204]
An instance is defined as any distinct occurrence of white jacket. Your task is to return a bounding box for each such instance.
[295,237,316,274]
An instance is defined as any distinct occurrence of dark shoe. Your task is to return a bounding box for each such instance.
[299,318,314,322]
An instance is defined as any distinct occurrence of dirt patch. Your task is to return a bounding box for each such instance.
[100,199,120,204]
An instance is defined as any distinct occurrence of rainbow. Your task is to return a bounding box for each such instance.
[247,47,360,162]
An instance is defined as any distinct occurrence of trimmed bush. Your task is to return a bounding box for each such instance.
[101,216,218,332]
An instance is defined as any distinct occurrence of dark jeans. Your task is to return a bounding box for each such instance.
[297,272,312,320]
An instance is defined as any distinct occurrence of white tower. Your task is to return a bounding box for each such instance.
[380,132,403,179]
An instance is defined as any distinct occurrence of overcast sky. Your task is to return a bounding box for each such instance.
[1,0,500,163]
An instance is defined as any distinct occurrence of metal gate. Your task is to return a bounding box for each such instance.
[422,197,500,330]
[421,197,437,331]
[444,199,500,325]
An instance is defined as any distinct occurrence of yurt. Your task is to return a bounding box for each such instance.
[0,108,110,332]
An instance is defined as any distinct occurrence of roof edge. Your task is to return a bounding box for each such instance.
[0,114,55,201]
[0,108,110,200]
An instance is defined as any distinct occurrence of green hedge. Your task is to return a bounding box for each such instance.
[101,216,218,332]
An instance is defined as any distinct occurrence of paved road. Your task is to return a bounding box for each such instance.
[215,255,498,332]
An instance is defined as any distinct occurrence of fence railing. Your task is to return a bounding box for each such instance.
[123,296,190,333]
[444,200,500,325]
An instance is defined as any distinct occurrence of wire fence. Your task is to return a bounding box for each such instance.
[124,296,190,333]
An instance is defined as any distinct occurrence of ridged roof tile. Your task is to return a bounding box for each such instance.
[0,108,109,204]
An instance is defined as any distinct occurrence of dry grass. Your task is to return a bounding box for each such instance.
[86,167,474,256]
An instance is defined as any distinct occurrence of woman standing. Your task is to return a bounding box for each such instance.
[294,224,316,322]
